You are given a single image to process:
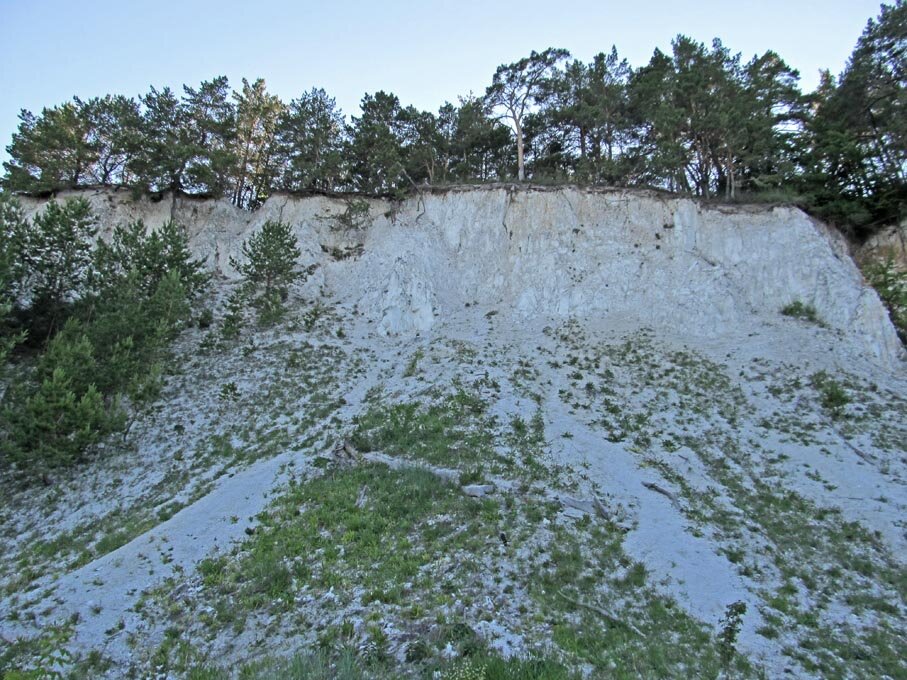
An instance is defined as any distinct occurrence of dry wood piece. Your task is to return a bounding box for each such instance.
[641,480,678,506]
[360,451,461,483]
[559,495,596,515]
[592,495,611,521]
[557,588,646,638]
[841,437,875,463]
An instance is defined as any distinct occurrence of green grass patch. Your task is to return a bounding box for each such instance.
[780,301,823,325]
[196,464,502,623]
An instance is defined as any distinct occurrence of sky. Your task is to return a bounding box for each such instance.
[0,0,887,165]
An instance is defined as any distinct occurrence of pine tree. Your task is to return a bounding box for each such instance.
[276,88,347,192]
[346,92,408,193]
[231,78,285,208]
[230,220,303,322]
[22,198,97,338]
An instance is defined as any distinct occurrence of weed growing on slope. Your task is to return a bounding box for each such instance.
[780,301,823,325]
[810,371,851,419]
[675,432,906,677]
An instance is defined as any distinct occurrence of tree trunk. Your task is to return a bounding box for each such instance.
[515,117,525,182]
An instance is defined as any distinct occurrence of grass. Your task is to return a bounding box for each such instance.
[530,520,757,678]
[191,463,502,628]
[350,384,505,471]
[187,648,577,679]
[543,322,906,677]
[780,301,823,325]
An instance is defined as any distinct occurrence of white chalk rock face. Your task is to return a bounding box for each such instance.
[18,186,904,366]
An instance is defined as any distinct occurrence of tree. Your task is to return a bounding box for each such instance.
[398,106,445,185]
[91,219,207,300]
[22,198,97,338]
[3,364,111,474]
[276,88,346,192]
[800,1,906,237]
[82,95,143,186]
[230,220,302,322]
[485,48,570,181]
[0,193,27,364]
[448,96,513,181]
[231,78,285,208]
[532,49,635,182]
[3,101,96,193]
[130,77,236,196]
[346,92,408,192]
[736,51,804,197]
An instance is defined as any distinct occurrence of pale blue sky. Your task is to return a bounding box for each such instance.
[0,0,886,164]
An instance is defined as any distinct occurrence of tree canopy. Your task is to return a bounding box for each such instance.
[3,1,904,239]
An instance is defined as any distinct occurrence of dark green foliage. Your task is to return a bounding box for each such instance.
[865,257,907,338]
[230,78,285,208]
[443,97,513,182]
[800,1,906,237]
[129,78,236,195]
[0,3,903,239]
[718,601,747,667]
[0,202,199,477]
[332,198,370,231]
[485,48,571,182]
[230,220,302,323]
[3,101,96,193]
[346,91,409,193]
[780,301,822,325]
[3,358,116,473]
[811,371,851,419]
[0,193,27,362]
[91,219,208,299]
[276,88,346,192]
[20,198,96,339]
[531,48,634,183]
[219,288,246,339]
[2,96,141,193]
[2,269,189,474]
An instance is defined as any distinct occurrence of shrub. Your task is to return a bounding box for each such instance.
[811,371,850,419]
[332,198,370,231]
[780,300,822,325]
[219,288,246,340]
[1,206,195,477]
[2,366,116,473]
[717,601,747,668]
[0,193,28,364]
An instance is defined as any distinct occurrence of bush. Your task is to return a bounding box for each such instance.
[332,198,371,231]
[811,371,850,419]
[3,366,116,473]
[0,194,28,364]
[780,300,822,325]
[1,204,200,478]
